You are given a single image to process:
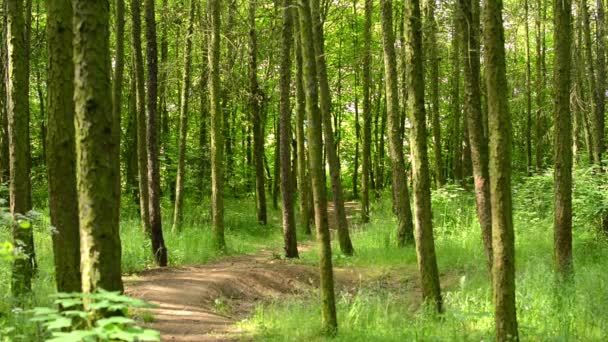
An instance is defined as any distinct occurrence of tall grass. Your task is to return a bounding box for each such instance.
[241,170,608,341]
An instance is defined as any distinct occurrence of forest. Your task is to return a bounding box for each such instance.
[0,0,607,340]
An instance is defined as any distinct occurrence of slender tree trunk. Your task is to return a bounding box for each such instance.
[310,0,354,255]
[131,0,151,234]
[535,0,545,171]
[250,0,267,225]
[159,0,169,138]
[458,0,493,275]
[73,0,123,293]
[172,0,195,232]
[297,0,337,333]
[524,0,533,175]
[553,0,573,277]
[483,0,519,338]
[144,0,168,266]
[273,116,280,209]
[424,0,444,188]
[380,0,414,247]
[294,13,311,235]
[125,73,139,201]
[209,0,225,249]
[46,0,81,293]
[405,0,442,313]
[7,0,34,297]
[361,0,372,223]
[278,0,298,258]
[0,28,7,183]
[594,0,606,165]
[113,0,125,203]
[450,14,462,182]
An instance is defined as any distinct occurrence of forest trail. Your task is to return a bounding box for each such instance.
[124,203,460,341]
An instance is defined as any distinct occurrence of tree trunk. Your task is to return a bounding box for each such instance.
[209,0,225,250]
[450,14,462,183]
[294,13,312,235]
[380,0,414,247]
[535,0,545,171]
[278,0,298,258]
[45,0,81,293]
[525,0,533,175]
[310,0,354,256]
[250,0,267,225]
[458,0,493,275]
[7,0,35,297]
[361,0,372,223]
[131,0,150,234]
[594,0,606,165]
[73,0,123,293]
[553,0,573,277]
[144,0,168,266]
[125,73,139,201]
[172,0,195,232]
[424,0,444,188]
[405,0,442,313]
[113,0,125,204]
[159,0,169,139]
[483,0,519,338]
[297,0,337,333]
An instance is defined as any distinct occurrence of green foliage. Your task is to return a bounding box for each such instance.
[28,290,159,342]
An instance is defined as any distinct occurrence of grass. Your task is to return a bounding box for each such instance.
[2,169,608,341]
[240,169,608,341]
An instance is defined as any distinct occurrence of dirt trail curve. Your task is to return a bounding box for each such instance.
[124,203,458,341]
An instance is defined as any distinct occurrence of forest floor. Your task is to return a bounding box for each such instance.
[124,203,460,341]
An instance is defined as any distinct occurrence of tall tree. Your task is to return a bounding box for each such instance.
[209,0,226,249]
[594,0,606,165]
[525,0,533,175]
[535,0,546,171]
[7,0,34,297]
[360,0,372,223]
[144,0,168,266]
[310,0,354,256]
[450,13,462,182]
[278,0,298,258]
[46,0,81,293]
[294,13,312,235]
[250,0,267,225]
[113,0,125,201]
[172,0,196,232]
[405,0,442,312]
[131,0,151,235]
[73,0,123,293]
[380,0,414,247]
[483,0,519,338]
[459,0,493,274]
[297,0,338,333]
[553,0,572,277]
[424,0,444,188]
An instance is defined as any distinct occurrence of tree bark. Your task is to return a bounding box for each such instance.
[46,0,81,293]
[73,0,123,293]
[525,0,533,175]
[594,0,606,165]
[405,0,442,313]
[209,0,225,250]
[144,0,168,266]
[113,0,125,204]
[458,0,493,275]
[361,0,372,223]
[450,14,462,182]
[553,0,573,277]
[310,0,354,256]
[380,0,414,247]
[297,0,338,333]
[483,0,519,338]
[278,0,298,258]
[172,0,195,232]
[7,0,34,297]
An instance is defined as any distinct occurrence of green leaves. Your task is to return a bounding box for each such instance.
[29,291,160,342]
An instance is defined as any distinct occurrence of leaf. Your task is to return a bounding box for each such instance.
[18,220,30,229]
[95,316,135,327]
[44,317,73,331]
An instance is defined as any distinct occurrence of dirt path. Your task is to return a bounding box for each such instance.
[124,203,459,341]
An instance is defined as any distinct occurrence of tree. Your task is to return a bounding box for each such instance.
[131,0,151,235]
[524,0,533,175]
[113,0,125,203]
[405,0,442,312]
[553,0,572,277]
[450,13,462,182]
[310,0,354,256]
[46,0,81,293]
[172,0,196,232]
[380,0,414,247]
[277,0,298,258]
[424,0,444,188]
[593,0,605,165]
[360,0,372,223]
[483,0,519,338]
[144,0,168,266]
[209,0,226,250]
[7,0,35,297]
[73,0,123,293]
[297,0,338,332]
[458,0,493,274]
[250,0,267,225]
